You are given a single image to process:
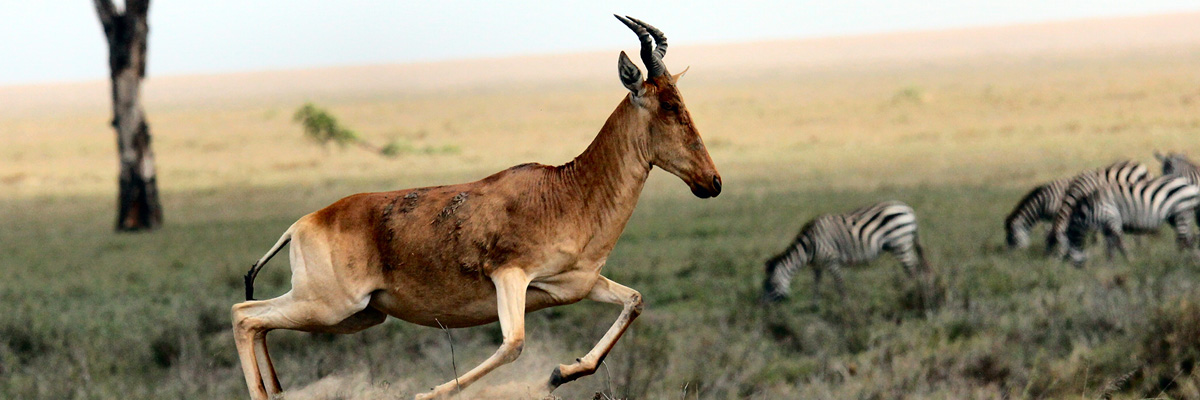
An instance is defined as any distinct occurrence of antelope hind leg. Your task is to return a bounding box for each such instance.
[253,331,281,394]
[547,276,643,392]
[416,268,531,400]
[232,292,379,400]
[262,306,387,393]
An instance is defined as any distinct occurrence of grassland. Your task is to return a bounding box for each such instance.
[3,12,1200,400]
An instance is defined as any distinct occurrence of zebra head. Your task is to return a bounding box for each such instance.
[761,236,811,303]
[1157,151,1196,177]
[1004,224,1029,250]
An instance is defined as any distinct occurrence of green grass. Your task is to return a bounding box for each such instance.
[4,172,1200,399]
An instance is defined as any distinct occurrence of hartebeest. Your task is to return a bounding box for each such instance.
[232,15,721,400]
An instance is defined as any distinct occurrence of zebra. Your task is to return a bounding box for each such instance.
[1005,177,1071,249]
[1064,175,1200,268]
[1157,151,1200,185]
[762,200,929,304]
[1046,160,1150,257]
[1157,151,1200,229]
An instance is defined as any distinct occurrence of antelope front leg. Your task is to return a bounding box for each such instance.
[547,276,643,392]
[416,268,530,400]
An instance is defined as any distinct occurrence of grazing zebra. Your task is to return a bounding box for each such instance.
[1005,177,1071,249]
[1065,175,1200,267]
[1046,160,1150,257]
[762,200,929,303]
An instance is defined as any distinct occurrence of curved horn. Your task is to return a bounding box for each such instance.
[626,16,667,59]
[615,15,667,78]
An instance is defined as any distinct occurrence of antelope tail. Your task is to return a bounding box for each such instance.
[244,225,295,301]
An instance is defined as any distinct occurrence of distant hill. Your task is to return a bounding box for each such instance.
[1,11,1197,116]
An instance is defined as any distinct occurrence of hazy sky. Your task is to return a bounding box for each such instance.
[2,1,1197,86]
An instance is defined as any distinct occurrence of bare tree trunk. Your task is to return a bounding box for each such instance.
[95,0,162,231]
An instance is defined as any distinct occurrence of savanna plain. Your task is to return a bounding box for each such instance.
[3,13,1200,400]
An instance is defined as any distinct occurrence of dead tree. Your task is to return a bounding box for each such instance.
[95,0,162,231]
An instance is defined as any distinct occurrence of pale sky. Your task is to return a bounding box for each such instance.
[1,1,1197,86]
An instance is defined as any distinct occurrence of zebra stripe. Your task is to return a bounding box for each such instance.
[1159,152,1200,186]
[1160,152,1200,227]
[1065,175,1200,267]
[1005,177,1071,249]
[763,200,927,303]
[1047,160,1150,256]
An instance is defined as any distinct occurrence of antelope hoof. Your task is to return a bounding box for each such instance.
[548,361,592,391]
[547,365,565,391]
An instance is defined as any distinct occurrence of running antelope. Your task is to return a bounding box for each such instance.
[232,16,721,400]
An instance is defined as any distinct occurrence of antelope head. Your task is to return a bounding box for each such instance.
[616,15,722,198]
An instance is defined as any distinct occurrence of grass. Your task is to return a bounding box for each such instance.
[3,18,1200,399]
[5,181,1200,399]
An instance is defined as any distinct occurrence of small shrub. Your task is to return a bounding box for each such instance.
[1137,297,1200,397]
[380,140,413,157]
[150,328,183,368]
[294,103,359,148]
[0,321,49,365]
[892,86,931,104]
[381,139,460,157]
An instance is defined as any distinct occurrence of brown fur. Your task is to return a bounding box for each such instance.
[232,48,720,400]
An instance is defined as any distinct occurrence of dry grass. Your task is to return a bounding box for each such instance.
[2,11,1200,400]
[2,12,1198,199]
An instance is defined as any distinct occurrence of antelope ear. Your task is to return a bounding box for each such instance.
[671,66,690,84]
[618,51,644,98]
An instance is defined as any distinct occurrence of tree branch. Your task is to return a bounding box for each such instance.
[93,0,117,29]
[127,0,150,18]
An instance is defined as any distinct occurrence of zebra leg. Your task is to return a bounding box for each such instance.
[1066,218,1090,268]
[892,241,926,275]
[829,263,847,302]
[1195,208,1200,260]
[1048,221,1072,259]
[1068,247,1087,268]
[810,264,823,308]
[1044,229,1060,257]
[893,240,930,307]
[1190,205,1200,246]
[1103,231,1117,261]
[1101,222,1127,262]
[1170,212,1195,250]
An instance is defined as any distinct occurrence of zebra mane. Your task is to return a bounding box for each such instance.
[765,222,815,270]
[1162,153,1197,175]
[1005,182,1049,227]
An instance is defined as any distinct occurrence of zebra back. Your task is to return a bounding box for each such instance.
[843,201,919,255]
[1072,175,1200,236]
[1048,160,1149,251]
[1158,152,1200,186]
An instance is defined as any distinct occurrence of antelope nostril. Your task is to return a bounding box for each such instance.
[712,176,722,193]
